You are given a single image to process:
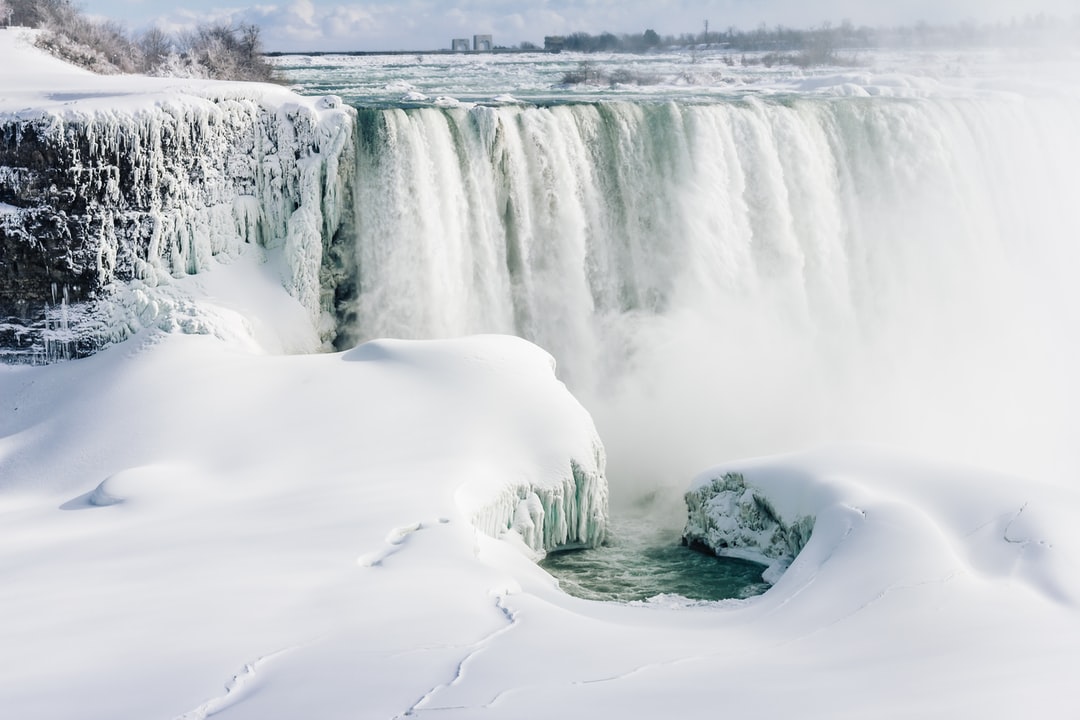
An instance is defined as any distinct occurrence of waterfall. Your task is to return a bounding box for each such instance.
[343,96,1080,490]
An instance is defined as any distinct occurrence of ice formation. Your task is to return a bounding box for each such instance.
[469,456,608,554]
[683,471,814,583]
[0,63,355,360]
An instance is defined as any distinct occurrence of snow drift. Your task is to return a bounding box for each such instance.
[0,332,610,719]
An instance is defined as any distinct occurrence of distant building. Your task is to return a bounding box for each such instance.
[473,35,493,52]
[544,36,565,53]
[451,38,470,52]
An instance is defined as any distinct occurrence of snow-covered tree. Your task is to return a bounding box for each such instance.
[10,0,275,81]
[178,23,275,82]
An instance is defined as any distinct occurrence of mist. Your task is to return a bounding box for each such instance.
[346,90,1080,511]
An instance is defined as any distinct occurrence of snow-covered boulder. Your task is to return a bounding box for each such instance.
[683,470,814,583]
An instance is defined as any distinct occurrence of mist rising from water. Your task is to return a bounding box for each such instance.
[346,96,1080,500]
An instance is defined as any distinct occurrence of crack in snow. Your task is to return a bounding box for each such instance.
[394,594,519,718]
[1002,502,1030,545]
[963,506,1021,539]
[173,645,297,720]
[547,568,964,689]
[574,658,681,686]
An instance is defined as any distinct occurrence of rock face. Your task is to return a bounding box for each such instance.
[0,93,355,361]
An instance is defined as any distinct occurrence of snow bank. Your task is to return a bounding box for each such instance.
[346,336,609,554]
[685,448,1080,607]
[0,332,610,719]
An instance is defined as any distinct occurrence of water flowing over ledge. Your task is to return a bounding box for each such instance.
[344,96,1080,479]
[6,87,1080,488]
[346,97,1080,386]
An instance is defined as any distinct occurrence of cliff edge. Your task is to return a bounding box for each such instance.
[0,28,355,361]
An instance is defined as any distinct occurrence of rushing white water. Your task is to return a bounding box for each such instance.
[340,92,1080,498]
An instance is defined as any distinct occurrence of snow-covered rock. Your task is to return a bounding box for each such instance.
[683,471,814,582]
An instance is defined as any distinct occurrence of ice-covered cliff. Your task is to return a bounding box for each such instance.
[0,29,355,361]
[683,471,814,583]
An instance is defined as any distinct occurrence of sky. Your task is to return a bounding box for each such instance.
[89,0,1079,52]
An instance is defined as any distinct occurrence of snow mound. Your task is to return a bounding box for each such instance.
[686,448,1079,606]
[434,95,473,108]
[345,336,609,553]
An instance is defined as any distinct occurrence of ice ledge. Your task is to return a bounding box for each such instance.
[470,453,609,555]
[347,335,611,557]
[683,471,814,584]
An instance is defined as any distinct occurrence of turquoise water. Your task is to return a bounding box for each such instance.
[541,516,770,603]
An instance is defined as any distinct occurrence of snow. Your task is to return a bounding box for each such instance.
[686,450,1080,606]
[2,26,1080,720]
[273,45,1080,107]
[0,332,609,719]
[0,28,308,115]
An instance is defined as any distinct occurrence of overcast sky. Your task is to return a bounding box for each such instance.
[90,0,1079,52]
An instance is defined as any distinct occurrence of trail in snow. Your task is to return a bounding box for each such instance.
[174,646,298,720]
[396,595,520,718]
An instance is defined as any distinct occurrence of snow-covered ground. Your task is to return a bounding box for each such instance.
[2,27,1080,719]
[4,332,1077,719]
[0,28,313,114]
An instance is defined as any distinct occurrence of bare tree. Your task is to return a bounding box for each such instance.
[137,26,171,72]
[15,0,277,81]
[8,0,72,28]
[180,22,275,82]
